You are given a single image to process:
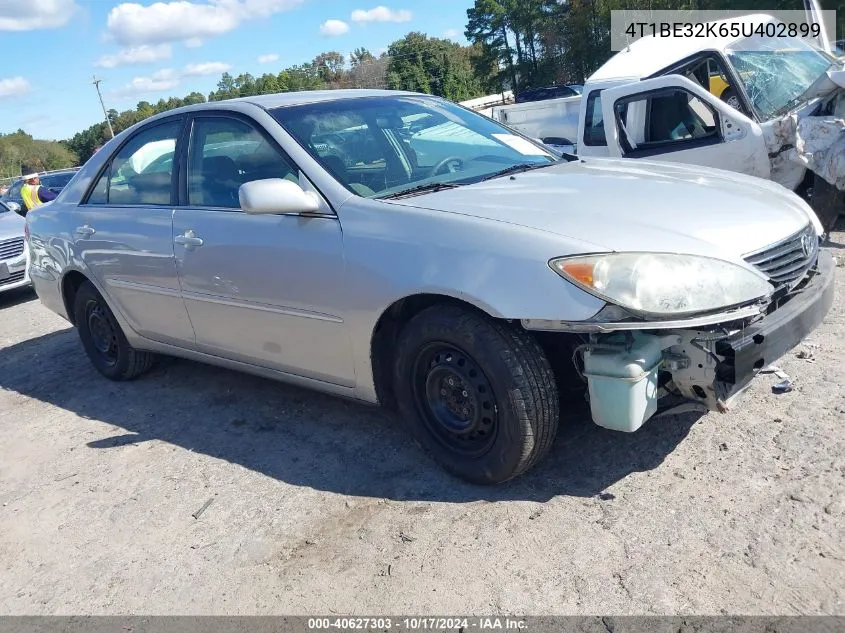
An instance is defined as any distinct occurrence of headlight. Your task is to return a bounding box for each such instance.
[550,253,773,317]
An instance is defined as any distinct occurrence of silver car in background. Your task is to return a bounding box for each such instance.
[26,90,834,483]
[0,201,30,293]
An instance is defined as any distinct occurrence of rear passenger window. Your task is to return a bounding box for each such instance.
[188,117,299,209]
[85,120,181,206]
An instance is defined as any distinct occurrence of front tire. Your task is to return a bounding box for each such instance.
[393,305,559,484]
[74,281,155,381]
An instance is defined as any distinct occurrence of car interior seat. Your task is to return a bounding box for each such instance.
[201,156,241,207]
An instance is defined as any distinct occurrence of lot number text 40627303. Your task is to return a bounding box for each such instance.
[307,617,529,630]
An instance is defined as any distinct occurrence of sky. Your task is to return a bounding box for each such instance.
[0,0,474,140]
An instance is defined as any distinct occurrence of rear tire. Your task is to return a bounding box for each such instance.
[721,89,742,112]
[74,281,155,381]
[393,305,559,484]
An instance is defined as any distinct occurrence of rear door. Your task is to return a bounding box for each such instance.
[600,75,770,179]
[75,117,195,345]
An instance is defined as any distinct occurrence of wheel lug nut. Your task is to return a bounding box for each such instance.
[462,390,468,397]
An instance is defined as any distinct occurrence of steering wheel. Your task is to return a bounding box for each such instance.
[428,156,465,178]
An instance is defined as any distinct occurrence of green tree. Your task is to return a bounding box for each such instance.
[386,32,486,100]
[350,47,376,67]
[313,51,346,83]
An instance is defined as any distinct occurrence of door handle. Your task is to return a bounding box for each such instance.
[74,225,95,238]
[174,230,204,249]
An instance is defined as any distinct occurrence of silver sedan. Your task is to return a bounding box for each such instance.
[0,201,30,293]
[26,90,834,483]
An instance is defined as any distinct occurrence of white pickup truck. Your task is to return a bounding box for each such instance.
[485,14,845,231]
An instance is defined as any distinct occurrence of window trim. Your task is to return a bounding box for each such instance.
[581,89,607,147]
[612,86,722,158]
[179,110,334,215]
[80,115,187,207]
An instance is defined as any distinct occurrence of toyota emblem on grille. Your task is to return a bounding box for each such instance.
[800,233,812,258]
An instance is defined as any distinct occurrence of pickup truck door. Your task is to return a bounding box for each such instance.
[600,75,771,180]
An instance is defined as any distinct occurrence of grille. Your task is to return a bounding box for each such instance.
[0,270,25,287]
[744,224,818,288]
[0,237,24,261]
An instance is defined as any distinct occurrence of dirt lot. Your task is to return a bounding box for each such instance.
[1,234,844,616]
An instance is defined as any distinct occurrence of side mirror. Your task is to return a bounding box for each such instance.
[5,201,22,215]
[238,178,324,215]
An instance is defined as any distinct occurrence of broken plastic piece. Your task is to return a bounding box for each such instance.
[761,365,790,380]
[772,379,794,394]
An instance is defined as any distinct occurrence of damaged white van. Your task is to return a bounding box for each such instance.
[570,15,845,231]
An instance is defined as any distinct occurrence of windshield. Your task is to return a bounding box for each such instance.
[40,172,76,189]
[726,34,836,119]
[271,96,557,198]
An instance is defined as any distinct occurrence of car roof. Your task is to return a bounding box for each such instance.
[40,168,80,176]
[588,13,779,83]
[233,88,420,108]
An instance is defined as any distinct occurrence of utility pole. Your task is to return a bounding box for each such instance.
[92,76,115,139]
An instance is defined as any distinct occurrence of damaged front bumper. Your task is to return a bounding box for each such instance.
[714,248,835,401]
[523,250,836,431]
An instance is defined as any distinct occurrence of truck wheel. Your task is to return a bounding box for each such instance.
[74,281,155,381]
[809,174,844,234]
[393,305,559,484]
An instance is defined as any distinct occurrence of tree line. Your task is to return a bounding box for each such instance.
[3,0,842,173]
[0,130,77,180]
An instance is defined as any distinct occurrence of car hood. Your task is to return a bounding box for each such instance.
[389,158,819,261]
[0,209,25,241]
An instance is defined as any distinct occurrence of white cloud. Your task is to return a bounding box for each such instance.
[0,76,30,98]
[113,72,181,98]
[183,61,231,76]
[350,6,411,23]
[320,19,349,36]
[184,37,203,48]
[0,0,77,31]
[95,44,172,68]
[106,0,305,46]
[257,53,279,64]
[443,28,460,40]
[111,61,233,98]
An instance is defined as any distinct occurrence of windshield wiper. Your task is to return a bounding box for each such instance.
[479,162,553,182]
[376,182,463,200]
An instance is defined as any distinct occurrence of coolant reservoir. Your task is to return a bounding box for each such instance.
[583,334,663,433]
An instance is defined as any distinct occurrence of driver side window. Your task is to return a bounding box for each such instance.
[614,88,719,154]
[187,117,299,209]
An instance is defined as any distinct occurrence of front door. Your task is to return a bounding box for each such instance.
[601,75,771,179]
[75,117,195,345]
[172,114,354,386]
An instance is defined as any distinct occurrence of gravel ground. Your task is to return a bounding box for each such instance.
[1,233,843,616]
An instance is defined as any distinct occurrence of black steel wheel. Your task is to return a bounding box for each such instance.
[74,280,155,381]
[85,300,119,367]
[411,343,499,458]
[393,304,560,484]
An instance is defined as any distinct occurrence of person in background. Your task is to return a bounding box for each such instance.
[20,173,58,213]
